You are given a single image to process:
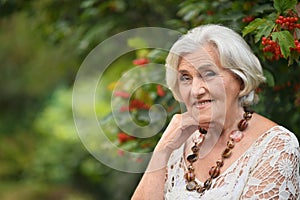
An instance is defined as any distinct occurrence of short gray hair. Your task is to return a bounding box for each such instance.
[165,24,265,106]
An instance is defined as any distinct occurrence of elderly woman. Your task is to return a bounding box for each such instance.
[132,24,300,199]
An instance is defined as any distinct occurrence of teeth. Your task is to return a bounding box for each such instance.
[197,100,211,105]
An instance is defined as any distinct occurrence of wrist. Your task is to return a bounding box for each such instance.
[145,147,173,172]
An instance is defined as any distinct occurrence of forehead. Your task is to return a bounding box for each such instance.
[178,46,221,71]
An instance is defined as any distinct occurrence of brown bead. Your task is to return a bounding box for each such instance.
[216,159,224,167]
[230,130,244,142]
[204,178,212,189]
[238,119,248,131]
[187,154,198,163]
[227,139,235,149]
[209,166,220,178]
[198,127,207,134]
[222,148,232,158]
[184,172,195,181]
[191,145,199,153]
[196,185,205,193]
[186,181,197,191]
[187,165,194,171]
[243,112,252,120]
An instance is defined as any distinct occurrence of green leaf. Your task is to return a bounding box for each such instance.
[136,110,151,122]
[127,37,148,49]
[183,10,199,21]
[119,140,138,151]
[254,20,275,43]
[148,49,168,63]
[263,69,275,87]
[242,18,266,36]
[251,4,274,14]
[221,13,245,21]
[289,50,300,66]
[178,4,201,17]
[274,0,297,13]
[272,31,295,58]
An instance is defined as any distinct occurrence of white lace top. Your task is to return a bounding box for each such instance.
[164,126,300,200]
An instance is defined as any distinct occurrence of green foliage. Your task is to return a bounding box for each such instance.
[247,19,275,43]
[274,0,298,13]
[0,0,33,17]
[272,30,295,58]
[27,86,139,199]
[0,132,34,180]
[243,0,299,64]
[0,12,78,135]
[28,0,181,57]
[109,80,180,152]
[30,88,86,182]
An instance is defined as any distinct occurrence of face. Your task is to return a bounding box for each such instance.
[177,46,242,129]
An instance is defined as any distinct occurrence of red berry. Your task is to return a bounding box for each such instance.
[114,91,131,98]
[117,132,135,143]
[156,85,165,97]
[133,58,149,66]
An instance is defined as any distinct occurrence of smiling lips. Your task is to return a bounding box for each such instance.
[193,99,213,109]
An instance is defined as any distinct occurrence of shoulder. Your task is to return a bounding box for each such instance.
[250,113,298,146]
[243,125,300,199]
[264,125,299,149]
[255,125,300,161]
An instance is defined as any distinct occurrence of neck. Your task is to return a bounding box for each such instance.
[210,106,245,148]
[222,106,244,136]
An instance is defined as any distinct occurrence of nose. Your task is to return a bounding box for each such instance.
[191,77,206,98]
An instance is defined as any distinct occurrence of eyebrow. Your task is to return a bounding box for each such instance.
[178,69,189,74]
[178,64,216,72]
[196,64,216,71]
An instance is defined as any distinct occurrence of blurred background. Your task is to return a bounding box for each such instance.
[0,0,299,199]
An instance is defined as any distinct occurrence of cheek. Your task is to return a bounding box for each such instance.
[179,85,191,103]
[207,80,226,98]
[217,86,241,109]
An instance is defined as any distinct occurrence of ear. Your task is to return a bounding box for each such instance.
[232,71,244,92]
[238,83,247,98]
[237,75,245,90]
[238,89,246,98]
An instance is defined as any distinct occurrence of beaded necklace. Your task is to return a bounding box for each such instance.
[184,107,253,193]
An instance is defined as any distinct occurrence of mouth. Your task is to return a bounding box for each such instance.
[193,99,213,109]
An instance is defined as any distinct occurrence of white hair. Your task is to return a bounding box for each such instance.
[165,24,265,106]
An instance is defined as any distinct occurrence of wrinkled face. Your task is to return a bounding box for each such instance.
[177,46,242,129]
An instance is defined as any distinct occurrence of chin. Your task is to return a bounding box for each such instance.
[190,110,212,125]
[191,109,226,129]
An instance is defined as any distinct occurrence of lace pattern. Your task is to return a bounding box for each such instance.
[164,126,300,200]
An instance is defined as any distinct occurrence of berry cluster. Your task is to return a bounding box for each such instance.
[262,37,300,60]
[262,14,300,60]
[261,37,283,60]
[242,16,255,23]
[275,16,300,30]
[290,40,300,53]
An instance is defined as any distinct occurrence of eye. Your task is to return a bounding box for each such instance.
[203,70,216,77]
[201,70,217,80]
[179,73,192,83]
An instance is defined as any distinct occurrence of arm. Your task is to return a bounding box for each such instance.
[241,131,300,199]
[131,113,199,200]
[131,146,172,200]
